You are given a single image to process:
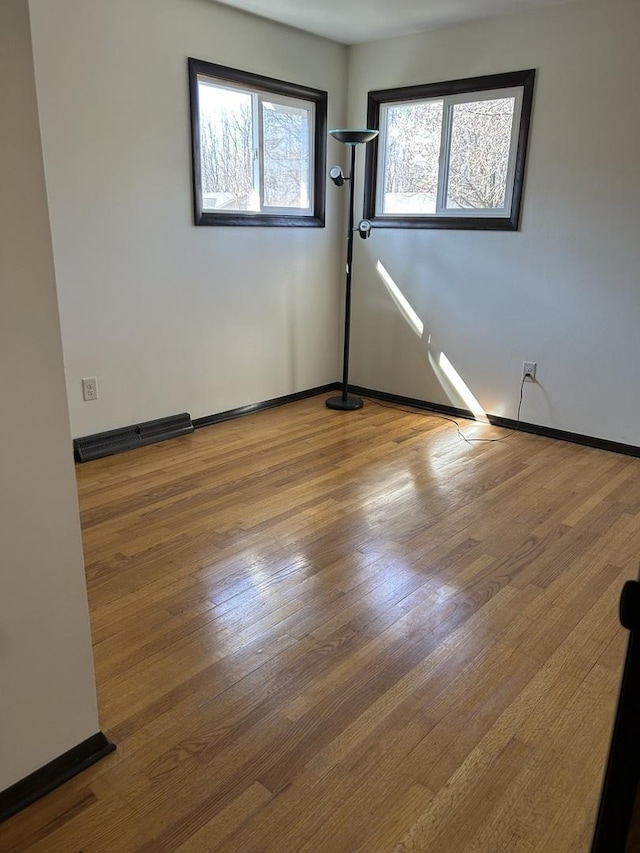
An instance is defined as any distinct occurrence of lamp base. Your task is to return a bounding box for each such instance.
[325,395,364,411]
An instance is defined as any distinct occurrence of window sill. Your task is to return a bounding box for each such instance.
[369,214,520,231]
[194,212,325,228]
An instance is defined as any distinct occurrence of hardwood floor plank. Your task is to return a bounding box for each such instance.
[174,782,273,852]
[2,396,637,852]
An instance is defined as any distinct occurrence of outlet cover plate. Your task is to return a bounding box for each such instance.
[82,377,98,401]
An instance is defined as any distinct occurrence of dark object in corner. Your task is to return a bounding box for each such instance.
[0,732,115,823]
[74,412,194,462]
[591,580,640,852]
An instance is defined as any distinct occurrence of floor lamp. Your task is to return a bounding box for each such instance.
[325,128,379,411]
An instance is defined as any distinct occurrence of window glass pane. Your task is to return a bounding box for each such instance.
[262,101,311,210]
[197,80,257,212]
[381,100,443,215]
[445,96,515,210]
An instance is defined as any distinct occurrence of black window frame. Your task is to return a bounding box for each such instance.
[188,58,327,227]
[363,69,536,231]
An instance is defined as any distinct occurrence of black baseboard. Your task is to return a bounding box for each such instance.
[350,386,474,421]
[0,732,115,823]
[349,386,640,459]
[192,383,340,429]
[74,413,194,462]
[74,383,639,462]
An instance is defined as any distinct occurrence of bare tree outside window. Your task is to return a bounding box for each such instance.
[383,100,443,214]
[446,97,515,210]
[379,93,517,216]
[199,85,254,211]
[197,85,312,213]
[262,102,310,209]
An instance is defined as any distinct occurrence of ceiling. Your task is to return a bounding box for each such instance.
[211,0,577,44]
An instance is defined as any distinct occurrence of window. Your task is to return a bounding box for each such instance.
[188,59,327,226]
[364,69,536,230]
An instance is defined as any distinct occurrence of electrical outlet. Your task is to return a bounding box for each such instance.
[522,362,537,382]
[82,377,98,401]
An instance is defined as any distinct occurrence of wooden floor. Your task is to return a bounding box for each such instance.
[2,396,639,852]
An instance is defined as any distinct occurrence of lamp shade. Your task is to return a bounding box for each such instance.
[329,128,379,145]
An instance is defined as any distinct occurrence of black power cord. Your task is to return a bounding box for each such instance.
[362,375,528,446]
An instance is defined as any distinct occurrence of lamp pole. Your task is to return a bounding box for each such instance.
[325,129,378,412]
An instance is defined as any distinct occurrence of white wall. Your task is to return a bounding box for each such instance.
[0,0,100,791]
[348,0,640,446]
[29,0,348,438]
[28,0,640,448]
